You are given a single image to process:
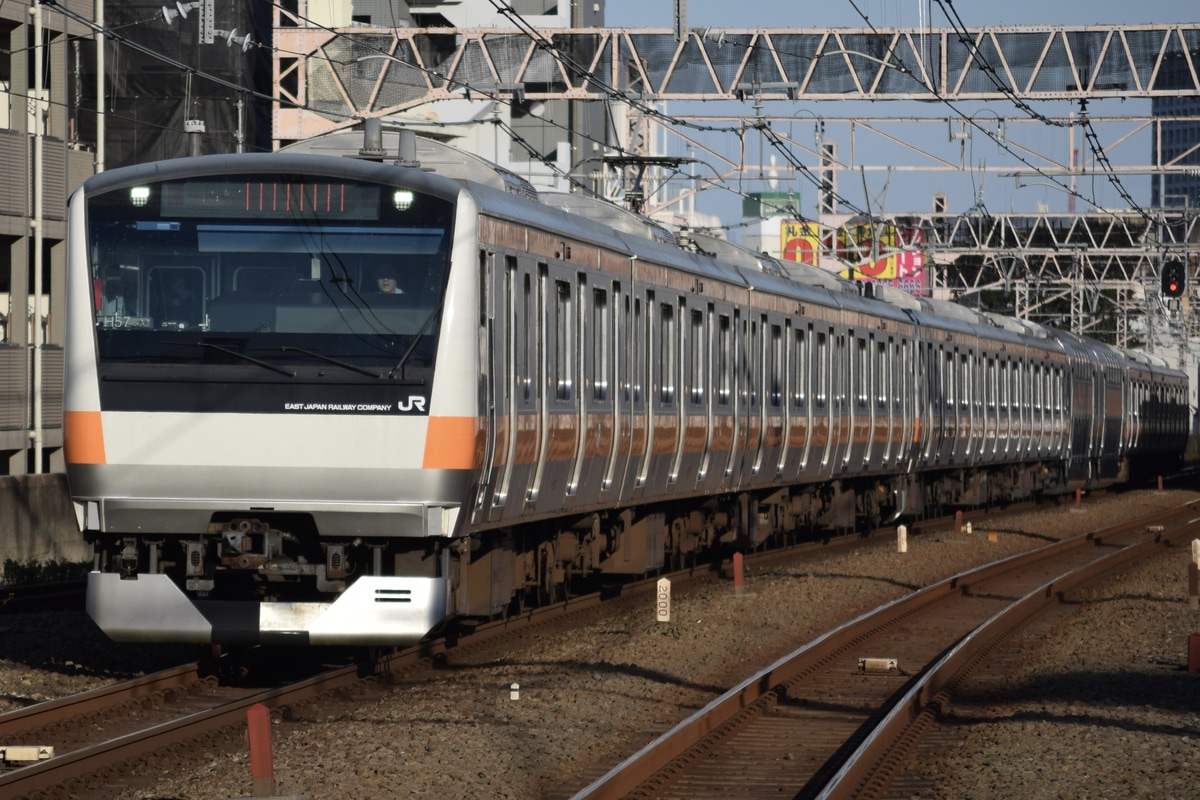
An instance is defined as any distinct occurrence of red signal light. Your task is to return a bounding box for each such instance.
[1162,260,1186,298]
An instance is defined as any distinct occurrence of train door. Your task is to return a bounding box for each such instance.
[633,291,655,493]
[878,338,897,470]
[834,330,850,474]
[935,345,954,464]
[566,277,599,505]
[854,335,873,472]
[715,310,738,483]
[728,308,745,481]
[815,329,833,475]
[987,355,999,460]
[969,349,983,462]
[774,319,792,478]
[489,256,537,519]
[753,317,782,479]
[742,315,763,480]
[614,287,645,501]
[794,323,814,477]
[666,297,687,488]
[697,304,716,484]
[656,297,682,492]
[601,283,627,494]
[476,250,500,523]
[897,335,912,472]
[1016,358,1030,460]
[684,304,711,487]
[525,266,554,505]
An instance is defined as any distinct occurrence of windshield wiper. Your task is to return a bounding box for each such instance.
[387,302,443,380]
[169,341,296,377]
[279,346,382,378]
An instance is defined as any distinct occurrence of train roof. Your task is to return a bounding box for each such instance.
[91,128,1180,380]
[281,126,542,201]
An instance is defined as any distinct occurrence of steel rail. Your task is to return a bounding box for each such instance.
[567,499,1200,800]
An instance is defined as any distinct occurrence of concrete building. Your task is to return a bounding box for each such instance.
[1151,49,1200,211]
[1,2,98,476]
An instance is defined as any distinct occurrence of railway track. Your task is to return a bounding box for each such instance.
[564,498,1200,800]
[0,492,1160,798]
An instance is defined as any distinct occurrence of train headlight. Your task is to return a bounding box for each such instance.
[393,189,414,211]
[130,186,151,207]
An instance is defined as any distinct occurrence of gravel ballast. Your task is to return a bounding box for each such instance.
[3,489,1199,799]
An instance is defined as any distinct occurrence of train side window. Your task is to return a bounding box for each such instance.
[522,269,534,403]
[717,313,731,406]
[688,308,705,406]
[834,333,846,411]
[747,318,760,410]
[593,288,609,402]
[876,338,888,409]
[769,323,783,407]
[659,301,676,405]
[855,336,868,409]
[959,351,970,410]
[986,357,995,411]
[633,296,645,406]
[793,326,808,408]
[554,280,573,402]
[944,348,954,409]
[816,331,828,409]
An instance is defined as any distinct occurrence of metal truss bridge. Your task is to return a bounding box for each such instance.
[272,21,1200,138]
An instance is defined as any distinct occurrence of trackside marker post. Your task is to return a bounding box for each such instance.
[733,552,744,593]
[247,703,274,797]
[897,525,907,554]
[656,577,671,623]
[1189,540,1200,611]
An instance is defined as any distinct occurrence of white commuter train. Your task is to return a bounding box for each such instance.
[63,127,1191,646]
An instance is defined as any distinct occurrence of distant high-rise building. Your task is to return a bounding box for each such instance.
[1151,51,1200,210]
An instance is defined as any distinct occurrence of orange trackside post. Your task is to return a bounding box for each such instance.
[247,703,275,796]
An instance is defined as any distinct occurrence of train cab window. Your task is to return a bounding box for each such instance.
[86,170,456,372]
[148,266,205,328]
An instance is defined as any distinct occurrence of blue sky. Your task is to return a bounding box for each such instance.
[597,1,1198,228]
[606,0,1197,31]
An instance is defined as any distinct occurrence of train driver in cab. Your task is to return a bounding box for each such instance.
[374,264,404,294]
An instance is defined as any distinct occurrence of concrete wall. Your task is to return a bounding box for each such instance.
[0,473,90,567]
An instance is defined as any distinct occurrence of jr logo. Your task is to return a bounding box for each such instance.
[397,396,427,413]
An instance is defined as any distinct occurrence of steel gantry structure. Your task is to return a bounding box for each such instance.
[271,21,1200,138]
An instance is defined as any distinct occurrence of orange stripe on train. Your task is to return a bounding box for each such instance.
[422,416,480,469]
[64,411,106,465]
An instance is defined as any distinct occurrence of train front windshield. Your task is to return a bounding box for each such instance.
[86,173,454,372]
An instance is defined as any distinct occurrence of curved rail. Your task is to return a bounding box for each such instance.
[567,499,1200,799]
